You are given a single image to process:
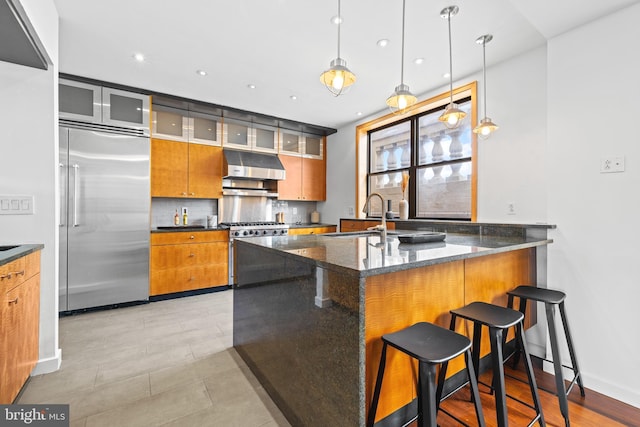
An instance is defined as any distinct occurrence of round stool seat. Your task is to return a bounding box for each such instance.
[383,322,471,364]
[508,285,566,305]
[450,301,523,329]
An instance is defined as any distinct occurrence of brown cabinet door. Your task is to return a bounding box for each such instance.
[188,144,222,199]
[277,154,303,200]
[151,138,189,197]
[0,274,39,403]
[301,157,326,201]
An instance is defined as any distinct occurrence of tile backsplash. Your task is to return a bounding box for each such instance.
[151,198,218,228]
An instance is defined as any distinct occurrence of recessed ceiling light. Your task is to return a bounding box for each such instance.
[377,39,389,48]
[356,112,363,116]
[414,58,424,65]
[290,95,297,101]
[247,84,256,89]
[196,69,207,76]
[443,72,451,79]
[132,53,145,62]
[331,15,342,25]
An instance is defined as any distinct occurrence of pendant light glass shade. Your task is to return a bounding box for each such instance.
[386,0,417,114]
[473,34,499,139]
[439,6,466,129]
[320,0,356,96]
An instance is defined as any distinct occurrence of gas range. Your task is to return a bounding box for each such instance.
[220,221,289,238]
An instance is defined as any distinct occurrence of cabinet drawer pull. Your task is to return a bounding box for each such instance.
[189,235,195,240]
[189,253,195,257]
[1,273,12,280]
[15,270,25,277]
[8,297,19,305]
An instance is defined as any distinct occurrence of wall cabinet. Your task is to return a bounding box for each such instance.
[277,154,326,201]
[152,105,222,146]
[222,119,278,153]
[151,138,223,198]
[279,131,324,159]
[59,79,150,134]
[150,231,229,296]
[0,250,41,404]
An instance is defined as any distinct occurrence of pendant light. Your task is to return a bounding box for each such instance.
[473,34,499,139]
[386,0,417,114]
[439,5,466,128]
[320,0,356,96]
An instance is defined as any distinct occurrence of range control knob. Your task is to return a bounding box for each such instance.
[263,230,269,235]
[243,230,249,236]
[234,231,240,237]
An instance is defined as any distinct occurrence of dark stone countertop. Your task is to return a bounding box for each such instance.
[0,244,44,266]
[235,231,552,278]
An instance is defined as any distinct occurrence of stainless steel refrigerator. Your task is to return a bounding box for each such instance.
[59,126,150,311]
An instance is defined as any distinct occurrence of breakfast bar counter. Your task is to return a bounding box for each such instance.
[233,224,553,426]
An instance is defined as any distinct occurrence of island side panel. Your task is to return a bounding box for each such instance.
[463,247,537,360]
[364,260,466,424]
[233,241,360,426]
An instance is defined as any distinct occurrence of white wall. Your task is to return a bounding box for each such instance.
[547,3,640,408]
[323,4,640,409]
[0,0,61,373]
[324,45,548,226]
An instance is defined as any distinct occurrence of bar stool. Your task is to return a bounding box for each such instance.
[449,302,545,427]
[367,322,485,427]
[508,286,585,427]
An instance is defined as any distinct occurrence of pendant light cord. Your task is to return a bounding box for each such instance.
[482,40,487,117]
[400,0,406,85]
[447,11,453,103]
[337,0,341,58]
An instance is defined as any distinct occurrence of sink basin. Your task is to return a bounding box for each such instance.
[0,245,19,251]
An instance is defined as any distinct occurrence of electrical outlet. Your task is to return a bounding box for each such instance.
[348,206,354,216]
[292,207,298,215]
[600,156,625,173]
[507,202,516,215]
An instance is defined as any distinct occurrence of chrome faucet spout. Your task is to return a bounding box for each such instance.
[362,192,387,241]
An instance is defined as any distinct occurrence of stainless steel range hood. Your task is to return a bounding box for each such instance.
[223,149,286,180]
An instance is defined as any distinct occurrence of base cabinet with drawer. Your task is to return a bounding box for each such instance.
[0,250,41,404]
[287,225,336,236]
[150,231,228,296]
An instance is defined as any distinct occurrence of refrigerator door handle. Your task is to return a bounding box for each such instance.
[72,164,80,227]
[59,163,65,227]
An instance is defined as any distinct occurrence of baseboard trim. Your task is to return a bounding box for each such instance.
[32,348,62,375]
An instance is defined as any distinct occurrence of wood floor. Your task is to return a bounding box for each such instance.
[410,358,640,427]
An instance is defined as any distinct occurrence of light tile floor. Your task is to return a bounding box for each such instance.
[18,290,291,427]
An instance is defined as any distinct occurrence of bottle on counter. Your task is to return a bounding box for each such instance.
[174,210,180,226]
[182,208,188,225]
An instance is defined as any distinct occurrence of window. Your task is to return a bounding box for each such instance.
[361,83,477,220]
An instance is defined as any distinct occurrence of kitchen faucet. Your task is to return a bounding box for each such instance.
[362,192,387,241]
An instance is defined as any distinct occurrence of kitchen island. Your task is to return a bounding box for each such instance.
[233,223,553,426]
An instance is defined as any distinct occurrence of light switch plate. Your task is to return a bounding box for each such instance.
[0,195,34,215]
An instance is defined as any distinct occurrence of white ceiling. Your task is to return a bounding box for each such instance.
[53,0,639,130]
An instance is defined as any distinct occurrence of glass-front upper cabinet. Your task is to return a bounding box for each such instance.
[223,120,277,152]
[302,134,323,159]
[189,111,222,146]
[59,79,101,123]
[152,105,188,141]
[59,79,150,135]
[253,123,278,153]
[102,87,150,132]
[279,131,324,159]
